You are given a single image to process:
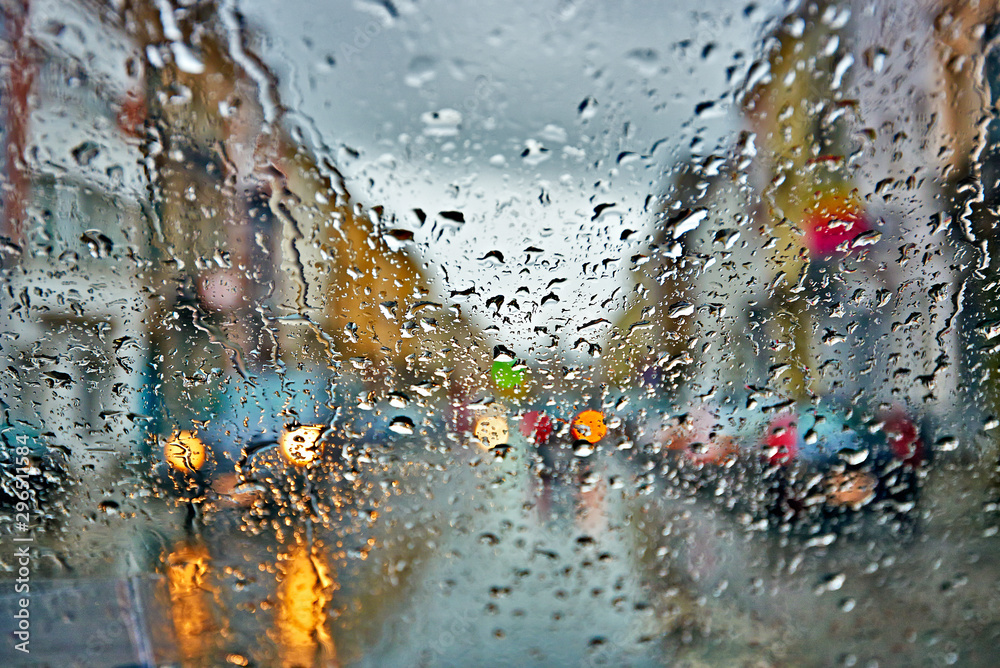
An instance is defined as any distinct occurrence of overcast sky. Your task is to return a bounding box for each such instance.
[239,0,783,356]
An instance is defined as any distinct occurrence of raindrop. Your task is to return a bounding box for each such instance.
[493,345,516,363]
[389,416,415,435]
[665,207,708,239]
[405,56,437,87]
[98,500,119,514]
[934,436,959,452]
[667,301,694,318]
[170,43,205,74]
[421,108,462,136]
[850,230,881,249]
[625,48,659,75]
[838,448,869,465]
[864,46,887,73]
[79,230,114,258]
[71,141,100,166]
[578,96,597,120]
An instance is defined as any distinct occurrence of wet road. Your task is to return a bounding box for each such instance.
[1,435,998,667]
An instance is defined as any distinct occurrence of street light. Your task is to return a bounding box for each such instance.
[280,424,325,468]
[164,429,207,473]
[277,542,337,668]
[473,414,509,450]
[570,410,608,444]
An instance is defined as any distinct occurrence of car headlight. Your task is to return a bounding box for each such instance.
[280,425,325,467]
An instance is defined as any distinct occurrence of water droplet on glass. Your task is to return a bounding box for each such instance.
[389,416,416,435]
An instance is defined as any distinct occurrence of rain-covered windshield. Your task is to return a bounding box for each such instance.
[2,1,1000,666]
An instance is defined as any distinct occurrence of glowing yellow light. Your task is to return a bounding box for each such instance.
[473,414,509,449]
[571,410,607,444]
[165,542,216,661]
[280,425,324,467]
[277,544,336,668]
[165,429,207,472]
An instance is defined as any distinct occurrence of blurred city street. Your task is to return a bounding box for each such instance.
[2,0,1000,666]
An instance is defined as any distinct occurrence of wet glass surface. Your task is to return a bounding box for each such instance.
[2,1,1000,666]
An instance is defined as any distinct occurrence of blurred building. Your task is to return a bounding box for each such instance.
[0,0,152,489]
[119,0,487,475]
[616,0,985,433]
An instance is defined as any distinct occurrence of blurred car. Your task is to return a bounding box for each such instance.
[0,426,66,522]
[748,403,927,537]
[152,366,340,504]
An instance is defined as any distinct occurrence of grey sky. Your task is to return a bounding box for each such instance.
[239,0,782,355]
